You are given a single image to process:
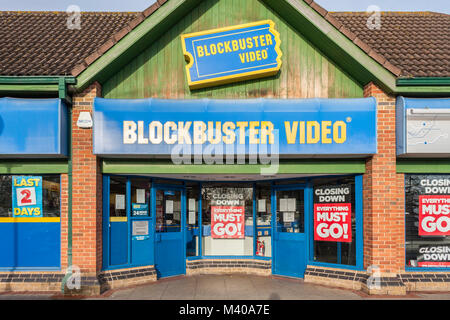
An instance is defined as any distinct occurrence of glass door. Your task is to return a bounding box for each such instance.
[153,187,186,278]
[272,187,308,278]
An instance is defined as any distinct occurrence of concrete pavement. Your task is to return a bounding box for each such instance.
[0,274,450,300]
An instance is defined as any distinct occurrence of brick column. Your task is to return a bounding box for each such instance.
[71,82,103,277]
[363,82,404,274]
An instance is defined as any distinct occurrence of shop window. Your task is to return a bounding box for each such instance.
[110,177,127,218]
[0,175,61,218]
[405,175,450,268]
[202,184,253,256]
[312,177,356,266]
[130,178,151,217]
[186,182,200,257]
[256,183,271,257]
[0,176,12,217]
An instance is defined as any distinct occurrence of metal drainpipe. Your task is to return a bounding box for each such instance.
[60,78,73,294]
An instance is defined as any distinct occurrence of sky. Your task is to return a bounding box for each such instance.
[0,0,449,13]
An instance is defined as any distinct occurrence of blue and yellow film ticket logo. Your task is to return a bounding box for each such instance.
[181,20,282,89]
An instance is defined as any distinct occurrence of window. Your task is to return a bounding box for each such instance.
[110,176,126,218]
[256,183,271,257]
[155,189,182,233]
[0,176,12,217]
[276,189,304,233]
[405,174,450,268]
[201,184,253,256]
[312,176,356,266]
[130,178,151,217]
[0,175,61,218]
[186,182,200,257]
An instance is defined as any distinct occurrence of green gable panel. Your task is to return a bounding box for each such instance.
[102,0,363,99]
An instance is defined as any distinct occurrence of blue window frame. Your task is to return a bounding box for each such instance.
[307,175,364,271]
[102,174,364,272]
[404,174,450,272]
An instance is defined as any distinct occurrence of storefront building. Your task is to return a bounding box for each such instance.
[0,0,449,295]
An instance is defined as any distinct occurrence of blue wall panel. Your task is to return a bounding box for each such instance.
[0,98,68,157]
[0,222,60,270]
[110,222,128,266]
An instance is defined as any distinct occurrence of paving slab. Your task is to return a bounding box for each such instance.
[0,274,449,300]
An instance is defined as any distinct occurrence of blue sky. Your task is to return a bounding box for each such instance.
[1,0,449,13]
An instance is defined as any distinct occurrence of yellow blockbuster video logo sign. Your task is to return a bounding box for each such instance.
[181,20,282,89]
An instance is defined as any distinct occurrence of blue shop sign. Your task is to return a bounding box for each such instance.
[0,98,68,157]
[93,98,377,157]
[12,176,43,218]
[181,20,282,89]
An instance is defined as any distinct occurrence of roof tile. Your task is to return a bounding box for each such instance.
[0,4,448,78]
[330,11,450,77]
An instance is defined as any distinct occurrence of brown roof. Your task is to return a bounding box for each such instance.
[0,0,448,78]
[0,11,139,76]
[331,11,450,77]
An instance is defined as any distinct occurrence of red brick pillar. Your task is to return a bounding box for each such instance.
[71,82,103,279]
[363,82,404,275]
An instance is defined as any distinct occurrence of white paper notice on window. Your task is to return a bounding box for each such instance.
[188,211,196,225]
[136,189,146,204]
[166,200,174,214]
[280,199,288,212]
[115,194,125,210]
[258,199,266,212]
[283,211,295,222]
[189,199,196,211]
[288,198,296,212]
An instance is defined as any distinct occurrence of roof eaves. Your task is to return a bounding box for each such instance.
[70,0,168,77]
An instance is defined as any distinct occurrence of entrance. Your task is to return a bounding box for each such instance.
[272,187,308,278]
[153,186,186,278]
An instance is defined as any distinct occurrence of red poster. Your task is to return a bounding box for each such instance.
[211,206,245,239]
[419,195,450,236]
[314,203,352,243]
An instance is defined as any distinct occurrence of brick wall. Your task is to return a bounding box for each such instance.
[363,82,405,274]
[71,82,103,274]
